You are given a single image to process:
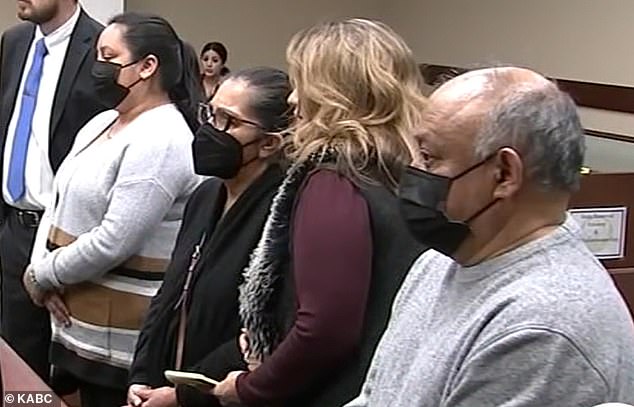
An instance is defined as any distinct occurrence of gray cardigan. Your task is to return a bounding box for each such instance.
[31,104,202,370]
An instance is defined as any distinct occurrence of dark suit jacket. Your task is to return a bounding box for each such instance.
[0,9,105,219]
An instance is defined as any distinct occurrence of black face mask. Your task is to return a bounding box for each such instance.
[398,154,499,257]
[192,123,262,178]
[91,59,143,109]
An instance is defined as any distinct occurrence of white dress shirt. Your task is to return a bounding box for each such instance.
[2,5,81,210]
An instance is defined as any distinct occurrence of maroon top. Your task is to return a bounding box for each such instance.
[236,169,373,405]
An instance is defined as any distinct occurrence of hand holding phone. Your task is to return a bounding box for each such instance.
[164,370,219,391]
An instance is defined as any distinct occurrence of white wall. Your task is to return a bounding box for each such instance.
[79,0,124,24]
[125,0,384,69]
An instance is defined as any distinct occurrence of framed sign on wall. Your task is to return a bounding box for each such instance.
[569,207,628,260]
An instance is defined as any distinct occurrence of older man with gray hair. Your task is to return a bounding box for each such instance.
[346,67,634,407]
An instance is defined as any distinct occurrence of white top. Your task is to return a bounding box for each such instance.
[3,4,81,210]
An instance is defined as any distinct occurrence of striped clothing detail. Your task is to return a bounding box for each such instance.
[29,106,202,382]
[52,317,137,369]
[48,228,166,367]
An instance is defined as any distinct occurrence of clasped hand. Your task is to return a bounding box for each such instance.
[22,265,71,327]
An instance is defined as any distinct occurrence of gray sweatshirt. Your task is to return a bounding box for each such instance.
[346,215,634,406]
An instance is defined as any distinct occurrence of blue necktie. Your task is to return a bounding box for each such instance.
[8,38,48,201]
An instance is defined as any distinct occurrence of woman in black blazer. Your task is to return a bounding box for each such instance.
[127,67,292,407]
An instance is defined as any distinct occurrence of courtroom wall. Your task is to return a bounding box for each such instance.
[125,0,384,69]
[383,0,634,171]
[0,2,18,33]
[0,1,123,32]
[3,0,633,171]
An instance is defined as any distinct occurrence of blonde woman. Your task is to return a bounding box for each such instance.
[213,19,428,407]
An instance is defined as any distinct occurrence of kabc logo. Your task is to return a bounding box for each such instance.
[4,392,55,405]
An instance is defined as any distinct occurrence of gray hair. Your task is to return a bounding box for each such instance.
[474,80,585,192]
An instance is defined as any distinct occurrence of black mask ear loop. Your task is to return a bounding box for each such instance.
[450,151,498,181]
[240,134,269,167]
[125,76,144,90]
[117,59,146,90]
[464,198,500,224]
[454,150,504,224]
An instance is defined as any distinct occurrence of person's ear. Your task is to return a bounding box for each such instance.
[492,147,523,199]
[138,54,159,80]
[259,134,283,159]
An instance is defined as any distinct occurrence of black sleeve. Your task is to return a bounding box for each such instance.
[176,339,247,407]
[0,33,4,225]
[0,31,4,95]
[128,181,212,385]
[127,245,182,385]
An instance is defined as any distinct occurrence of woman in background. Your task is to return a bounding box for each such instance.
[200,41,229,101]
[127,67,292,407]
[23,12,202,407]
[213,18,428,407]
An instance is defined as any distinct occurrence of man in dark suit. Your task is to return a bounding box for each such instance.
[0,0,104,385]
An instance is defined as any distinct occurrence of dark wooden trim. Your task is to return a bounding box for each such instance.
[419,64,468,86]
[556,79,634,114]
[570,174,634,316]
[420,63,634,114]
[585,129,634,144]
[608,267,634,276]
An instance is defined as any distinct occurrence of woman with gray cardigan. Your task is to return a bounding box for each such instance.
[22,13,202,407]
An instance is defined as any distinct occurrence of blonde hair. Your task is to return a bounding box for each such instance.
[286,18,427,188]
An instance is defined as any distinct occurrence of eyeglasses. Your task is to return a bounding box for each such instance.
[197,102,264,132]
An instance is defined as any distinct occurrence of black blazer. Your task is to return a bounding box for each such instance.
[0,9,105,217]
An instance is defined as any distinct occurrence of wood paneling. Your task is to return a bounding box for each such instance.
[570,173,634,315]
[584,129,634,144]
[420,63,634,144]
[570,173,634,269]
[420,63,634,114]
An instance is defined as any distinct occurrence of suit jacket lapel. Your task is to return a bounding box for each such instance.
[49,10,94,137]
[0,25,34,141]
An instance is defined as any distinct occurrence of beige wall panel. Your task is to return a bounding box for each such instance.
[0,3,19,33]
[383,0,634,171]
[384,0,634,86]
[125,0,384,69]
[1,1,124,32]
